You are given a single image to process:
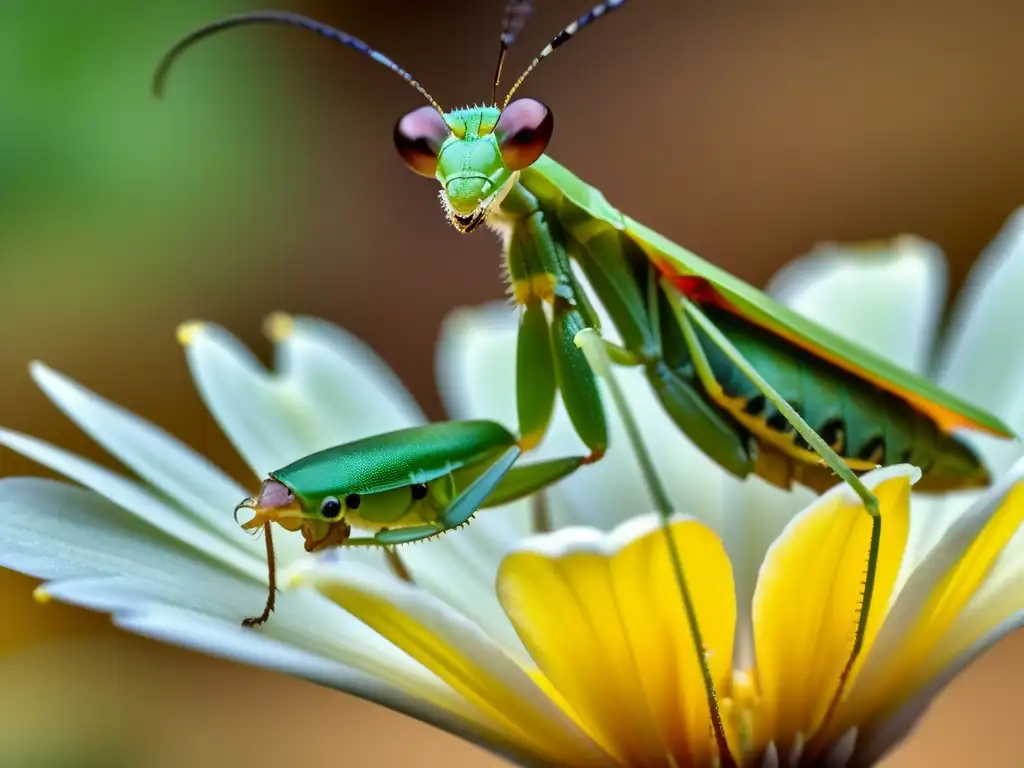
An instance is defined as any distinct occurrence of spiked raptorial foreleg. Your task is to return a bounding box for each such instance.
[502,182,609,463]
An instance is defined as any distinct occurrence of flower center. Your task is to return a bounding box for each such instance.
[721,668,761,757]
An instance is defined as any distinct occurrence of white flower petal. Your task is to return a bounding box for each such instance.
[0,478,469,720]
[28,362,249,544]
[562,364,726,532]
[41,569,451,702]
[41,573,246,615]
[544,365,725,534]
[181,317,421,474]
[0,477,255,583]
[271,314,426,438]
[849,608,1024,767]
[933,208,1024,474]
[114,605,535,767]
[766,236,946,374]
[0,440,262,578]
[180,321,320,478]
[826,727,858,768]
[436,302,520,426]
[934,207,1024,405]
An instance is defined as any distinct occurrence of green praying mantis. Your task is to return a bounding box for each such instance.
[155,1,1014,757]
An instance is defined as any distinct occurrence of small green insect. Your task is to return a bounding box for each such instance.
[234,420,583,627]
[156,1,1014,752]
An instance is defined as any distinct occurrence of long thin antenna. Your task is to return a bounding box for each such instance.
[153,10,445,117]
[491,0,534,105]
[503,0,633,108]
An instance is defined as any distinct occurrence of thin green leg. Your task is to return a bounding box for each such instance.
[664,281,882,735]
[576,328,737,767]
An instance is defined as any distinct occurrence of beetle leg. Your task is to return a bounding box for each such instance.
[370,444,523,546]
[241,521,277,628]
[342,452,586,550]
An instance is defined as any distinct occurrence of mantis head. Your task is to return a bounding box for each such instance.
[235,478,352,553]
[152,1,632,231]
[394,99,553,233]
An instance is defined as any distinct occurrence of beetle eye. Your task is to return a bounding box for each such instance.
[410,483,428,501]
[394,105,450,177]
[320,496,342,519]
[344,493,361,510]
[495,98,554,171]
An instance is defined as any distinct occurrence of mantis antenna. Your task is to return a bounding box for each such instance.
[152,10,446,117]
[502,0,633,108]
[491,0,534,105]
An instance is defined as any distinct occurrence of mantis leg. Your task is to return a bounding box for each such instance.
[576,328,736,766]
[571,230,754,478]
[664,280,882,732]
[505,189,608,463]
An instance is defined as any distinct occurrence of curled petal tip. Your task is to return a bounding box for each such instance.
[264,312,295,341]
[176,321,206,346]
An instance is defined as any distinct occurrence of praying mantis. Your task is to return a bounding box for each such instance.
[155,1,1014,758]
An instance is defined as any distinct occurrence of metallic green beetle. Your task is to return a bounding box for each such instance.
[233,419,584,626]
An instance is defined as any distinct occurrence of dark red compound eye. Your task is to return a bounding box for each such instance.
[393,105,450,177]
[495,97,554,171]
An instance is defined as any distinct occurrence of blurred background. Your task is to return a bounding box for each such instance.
[0,0,1022,764]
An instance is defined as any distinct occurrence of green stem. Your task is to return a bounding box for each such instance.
[576,329,736,767]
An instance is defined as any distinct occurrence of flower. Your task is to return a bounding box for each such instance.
[0,208,1021,765]
[294,460,1024,766]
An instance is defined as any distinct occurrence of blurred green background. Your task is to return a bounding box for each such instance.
[1,0,1023,764]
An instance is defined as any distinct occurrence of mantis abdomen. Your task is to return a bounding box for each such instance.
[512,172,988,494]
[668,303,986,492]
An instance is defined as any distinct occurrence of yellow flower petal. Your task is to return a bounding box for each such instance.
[827,473,1024,740]
[296,562,613,767]
[752,467,914,754]
[497,515,738,766]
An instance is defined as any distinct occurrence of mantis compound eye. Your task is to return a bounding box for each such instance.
[394,105,450,177]
[320,496,342,519]
[496,97,553,171]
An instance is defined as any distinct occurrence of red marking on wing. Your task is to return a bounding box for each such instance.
[671,275,722,305]
[653,258,736,311]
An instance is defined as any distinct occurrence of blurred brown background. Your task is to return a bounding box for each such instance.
[1,0,1022,764]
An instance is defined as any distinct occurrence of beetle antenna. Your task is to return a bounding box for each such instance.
[153,10,446,117]
[502,0,633,108]
[491,0,533,105]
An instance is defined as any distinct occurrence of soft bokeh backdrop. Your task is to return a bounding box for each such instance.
[1,0,1022,764]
